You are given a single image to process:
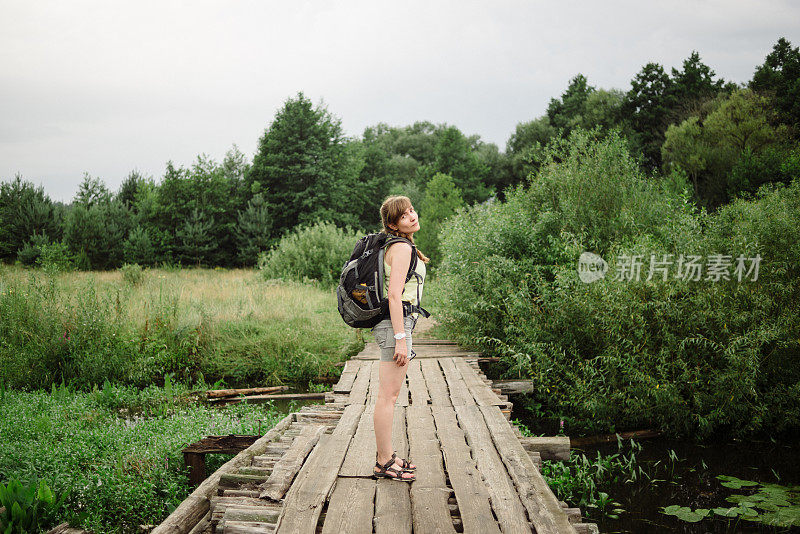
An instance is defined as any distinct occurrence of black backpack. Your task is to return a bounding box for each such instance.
[337,232,430,328]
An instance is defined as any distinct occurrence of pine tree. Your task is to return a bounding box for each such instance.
[247,91,363,236]
[177,208,215,266]
[234,193,273,266]
[123,225,155,266]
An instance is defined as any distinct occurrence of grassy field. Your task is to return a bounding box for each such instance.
[0,265,366,390]
[0,264,449,532]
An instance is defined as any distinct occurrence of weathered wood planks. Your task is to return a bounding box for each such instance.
[454,405,532,534]
[348,360,372,405]
[333,359,360,394]
[431,405,500,534]
[420,359,451,406]
[274,404,364,534]
[406,405,456,534]
[453,357,506,406]
[320,477,375,534]
[374,405,411,534]
[258,424,325,501]
[406,359,430,406]
[480,405,577,534]
[439,358,476,407]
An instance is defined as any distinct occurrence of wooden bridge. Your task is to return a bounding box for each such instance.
[153,338,597,534]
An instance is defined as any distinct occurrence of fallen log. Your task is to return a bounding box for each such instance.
[206,386,287,399]
[492,379,534,395]
[569,429,662,448]
[208,391,328,405]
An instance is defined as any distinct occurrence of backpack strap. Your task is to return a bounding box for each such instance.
[378,236,417,298]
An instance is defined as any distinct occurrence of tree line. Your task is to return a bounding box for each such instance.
[1,37,797,270]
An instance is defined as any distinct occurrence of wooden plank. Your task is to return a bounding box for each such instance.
[348,360,371,405]
[320,477,375,534]
[367,361,381,405]
[339,405,375,477]
[406,405,455,534]
[275,404,364,534]
[439,358,476,407]
[398,372,410,406]
[374,406,411,534]
[333,360,360,393]
[479,406,577,534]
[453,405,532,534]
[453,358,505,407]
[431,406,500,534]
[406,359,430,406]
[259,425,325,501]
[420,359,451,406]
[152,413,294,534]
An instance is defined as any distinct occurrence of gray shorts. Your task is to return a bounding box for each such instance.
[371,315,418,362]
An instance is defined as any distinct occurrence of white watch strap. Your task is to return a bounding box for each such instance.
[393,332,407,340]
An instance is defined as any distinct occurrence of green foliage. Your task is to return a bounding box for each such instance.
[16,232,52,267]
[234,193,273,266]
[119,263,145,286]
[623,52,728,169]
[547,74,596,133]
[540,438,647,519]
[37,242,74,274]
[257,221,361,289]
[0,477,69,533]
[63,198,133,270]
[505,116,557,191]
[0,384,284,532]
[176,208,215,266]
[663,477,800,527]
[415,172,464,266]
[663,88,791,209]
[436,128,800,438]
[307,381,328,393]
[248,92,365,236]
[432,126,493,205]
[0,266,352,392]
[123,225,155,266]
[750,37,800,133]
[0,175,62,262]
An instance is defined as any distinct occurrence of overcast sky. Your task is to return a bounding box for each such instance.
[1,1,798,203]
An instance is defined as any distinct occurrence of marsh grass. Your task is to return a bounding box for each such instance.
[0,265,360,390]
[0,381,284,533]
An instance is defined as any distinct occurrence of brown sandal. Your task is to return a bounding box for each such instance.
[392,452,416,472]
[374,457,415,482]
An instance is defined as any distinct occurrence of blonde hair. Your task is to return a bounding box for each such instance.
[379,195,430,264]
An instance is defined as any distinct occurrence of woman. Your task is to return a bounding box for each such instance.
[371,195,429,482]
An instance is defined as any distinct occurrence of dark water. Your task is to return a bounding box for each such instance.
[508,397,800,533]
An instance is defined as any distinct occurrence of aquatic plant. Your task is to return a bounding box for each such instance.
[661,475,800,527]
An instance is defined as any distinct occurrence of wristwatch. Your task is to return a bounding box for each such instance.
[393,332,407,340]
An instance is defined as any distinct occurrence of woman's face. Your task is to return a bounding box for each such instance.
[389,205,420,234]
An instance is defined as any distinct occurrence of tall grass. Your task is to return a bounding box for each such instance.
[0,266,361,390]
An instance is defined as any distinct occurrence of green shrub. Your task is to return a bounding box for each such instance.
[436,128,800,439]
[258,221,362,289]
[120,263,145,285]
[37,242,74,274]
[16,233,51,266]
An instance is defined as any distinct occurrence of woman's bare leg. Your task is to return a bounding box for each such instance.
[373,360,414,478]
